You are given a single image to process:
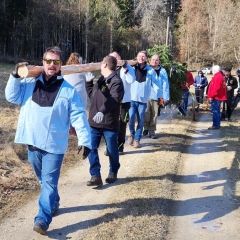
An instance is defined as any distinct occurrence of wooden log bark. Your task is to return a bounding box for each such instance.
[17,60,137,78]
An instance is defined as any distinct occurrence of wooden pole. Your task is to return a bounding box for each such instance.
[17,60,137,78]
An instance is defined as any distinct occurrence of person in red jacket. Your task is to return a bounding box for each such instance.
[207,65,227,129]
[181,63,194,114]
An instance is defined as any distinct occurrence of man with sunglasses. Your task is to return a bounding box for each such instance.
[5,46,91,235]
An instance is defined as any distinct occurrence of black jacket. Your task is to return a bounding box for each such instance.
[225,75,238,99]
[86,72,124,131]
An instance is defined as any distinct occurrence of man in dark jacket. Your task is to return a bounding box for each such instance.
[85,55,124,187]
[221,67,238,121]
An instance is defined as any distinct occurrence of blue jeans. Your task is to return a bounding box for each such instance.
[182,89,190,112]
[128,101,147,141]
[88,127,120,177]
[28,146,64,229]
[211,100,221,127]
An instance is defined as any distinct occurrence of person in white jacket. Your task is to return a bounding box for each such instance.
[63,52,88,109]
[128,51,162,148]
[5,46,91,235]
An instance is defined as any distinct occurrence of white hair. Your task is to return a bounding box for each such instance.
[212,65,220,74]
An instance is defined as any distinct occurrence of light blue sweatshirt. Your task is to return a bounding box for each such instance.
[131,64,162,103]
[150,65,169,101]
[5,74,91,154]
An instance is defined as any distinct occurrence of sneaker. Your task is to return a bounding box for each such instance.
[133,140,140,148]
[105,173,117,184]
[149,133,156,139]
[104,149,109,156]
[33,221,47,235]
[86,177,103,187]
[128,135,134,145]
[142,130,148,136]
[208,126,220,130]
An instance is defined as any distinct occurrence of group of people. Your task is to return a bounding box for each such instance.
[5,47,170,235]
[192,65,239,129]
[6,44,240,234]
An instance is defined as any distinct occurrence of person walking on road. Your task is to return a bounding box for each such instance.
[143,54,169,139]
[179,62,194,115]
[207,65,227,129]
[85,55,124,187]
[64,52,88,109]
[221,67,238,121]
[193,70,208,111]
[5,46,92,235]
[127,51,161,148]
[106,51,135,155]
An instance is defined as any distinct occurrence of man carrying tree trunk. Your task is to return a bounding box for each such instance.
[85,55,124,187]
[143,54,169,139]
[127,50,161,148]
[5,46,91,235]
[103,51,135,155]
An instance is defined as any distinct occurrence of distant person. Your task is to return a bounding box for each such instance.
[106,51,135,154]
[5,46,91,235]
[143,55,169,139]
[221,67,238,121]
[128,50,161,148]
[179,63,194,115]
[207,65,227,129]
[85,55,124,187]
[193,70,208,111]
[63,52,88,109]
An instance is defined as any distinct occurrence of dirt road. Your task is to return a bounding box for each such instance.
[0,106,240,239]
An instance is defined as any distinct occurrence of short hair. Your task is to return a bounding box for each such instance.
[212,65,220,72]
[137,50,148,58]
[103,55,117,71]
[66,52,82,65]
[43,46,62,60]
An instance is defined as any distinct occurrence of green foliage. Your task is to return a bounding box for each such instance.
[147,45,187,104]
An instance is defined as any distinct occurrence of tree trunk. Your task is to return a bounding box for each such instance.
[17,60,137,78]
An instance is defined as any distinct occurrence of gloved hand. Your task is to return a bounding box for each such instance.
[78,146,91,159]
[122,60,128,74]
[93,112,104,123]
[12,62,29,78]
[85,72,95,82]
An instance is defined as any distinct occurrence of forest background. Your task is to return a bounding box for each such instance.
[1,0,240,69]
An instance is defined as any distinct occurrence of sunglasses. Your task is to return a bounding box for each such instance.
[44,59,61,65]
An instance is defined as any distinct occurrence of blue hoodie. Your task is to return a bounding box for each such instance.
[5,74,91,154]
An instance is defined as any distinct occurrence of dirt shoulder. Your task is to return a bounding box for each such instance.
[1,104,240,240]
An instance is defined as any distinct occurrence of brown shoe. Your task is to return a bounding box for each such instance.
[87,177,103,187]
[128,134,134,145]
[133,140,140,148]
[150,133,156,139]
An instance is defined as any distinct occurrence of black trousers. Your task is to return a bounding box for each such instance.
[222,98,233,119]
[118,102,130,150]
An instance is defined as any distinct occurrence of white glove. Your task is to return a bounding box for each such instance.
[93,112,104,123]
[85,72,95,82]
